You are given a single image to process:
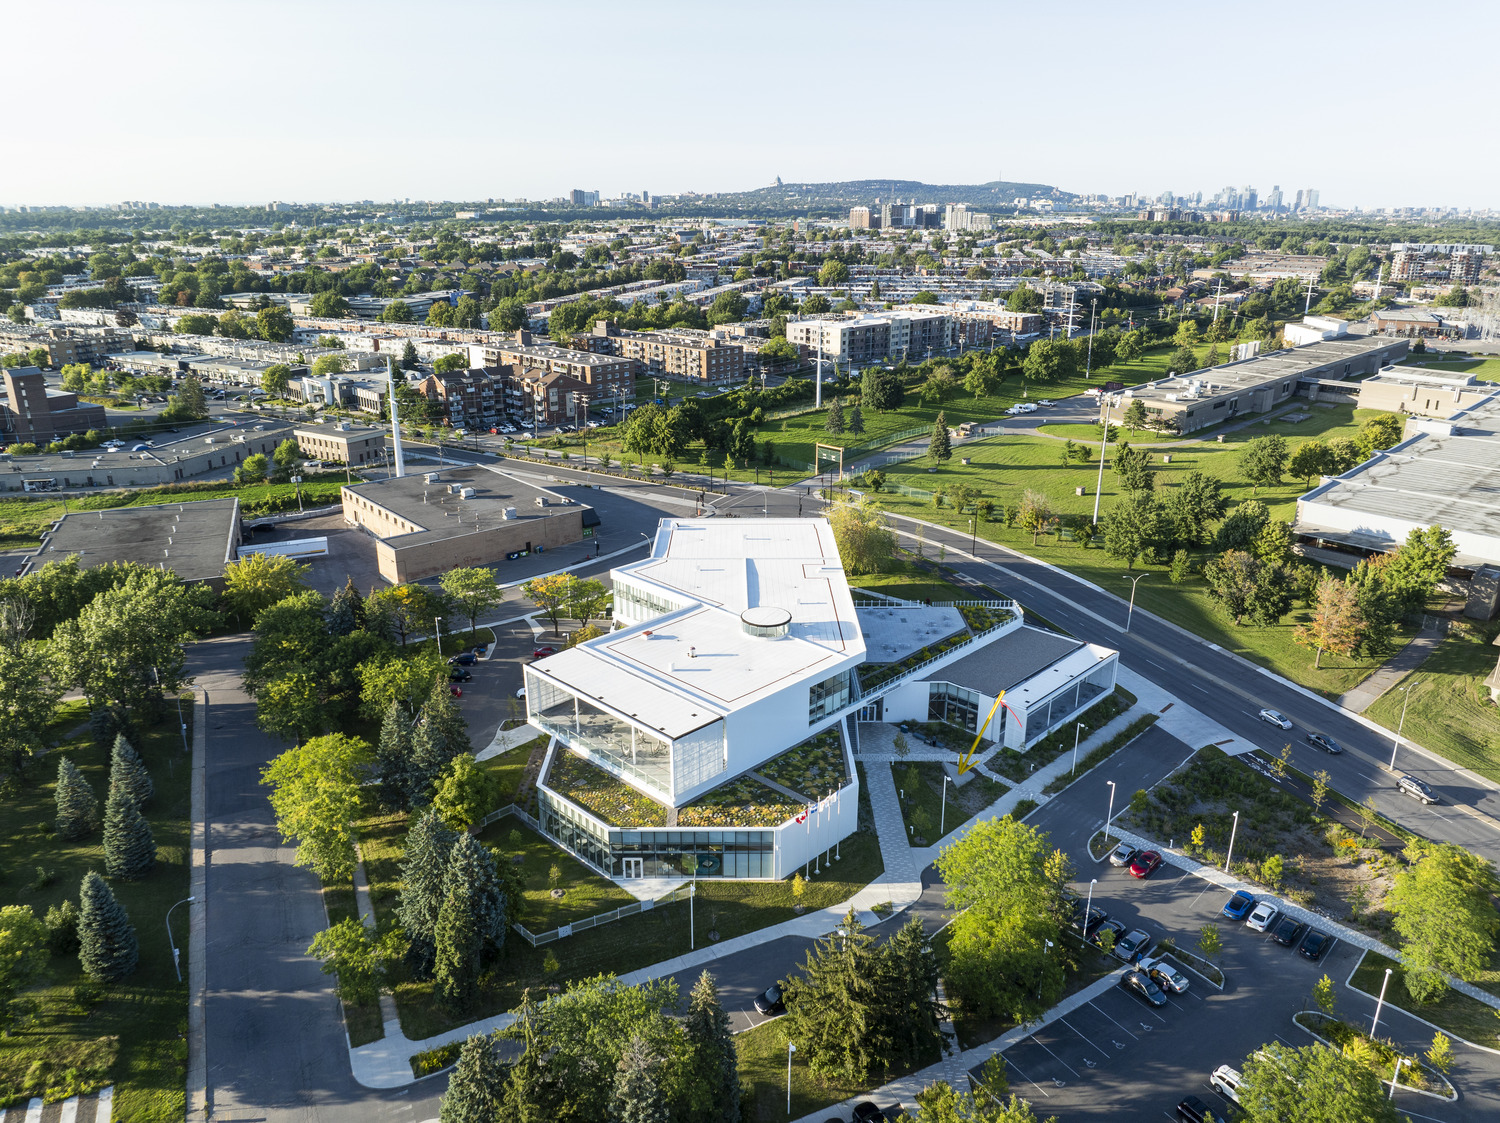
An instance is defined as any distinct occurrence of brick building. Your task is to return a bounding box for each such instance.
[589,321,743,383]
[1,368,108,443]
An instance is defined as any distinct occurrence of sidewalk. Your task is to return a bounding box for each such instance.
[1339,617,1447,713]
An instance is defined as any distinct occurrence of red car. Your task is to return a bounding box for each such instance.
[532,646,555,660]
[1129,850,1163,879]
[448,685,463,698]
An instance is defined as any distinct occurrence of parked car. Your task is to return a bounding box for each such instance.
[1222,889,1257,921]
[1129,850,1163,879]
[1210,1064,1243,1104]
[448,668,473,683]
[1075,903,1108,936]
[1109,842,1138,867]
[851,1104,887,1123]
[1246,902,1279,932]
[532,646,556,660]
[1090,918,1126,952]
[1036,399,1056,407]
[1398,774,1438,804]
[1004,404,1025,416]
[1273,917,1306,947]
[1306,732,1344,754]
[1176,1095,1214,1123]
[1138,955,1190,994]
[449,652,477,666]
[514,686,527,699]
[752,983,785,1016]
[1119,968,1168,1007]
[1258,708,1293,730]
[448,685,462,698]
[1114,929,1151,962]
[1299,928,1332,962]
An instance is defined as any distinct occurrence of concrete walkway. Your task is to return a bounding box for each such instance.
[1339,617,1448,713]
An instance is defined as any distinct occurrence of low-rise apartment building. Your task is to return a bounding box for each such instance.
[783,309,957,365]
[416,367,503,428]
[589,321,743,383]
[481,331,633,402]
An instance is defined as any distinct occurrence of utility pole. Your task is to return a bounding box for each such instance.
[1085,298,1097,378]
[1091,393,1112,526]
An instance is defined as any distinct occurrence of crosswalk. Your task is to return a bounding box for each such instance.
[0,1086,111,1123]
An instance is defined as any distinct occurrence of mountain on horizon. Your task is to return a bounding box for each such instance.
[721,177,1070,209]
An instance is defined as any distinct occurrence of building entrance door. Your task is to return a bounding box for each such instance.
[857,699,883,723]
[623,858,643,879]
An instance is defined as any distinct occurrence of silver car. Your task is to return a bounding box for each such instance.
[1109,842,1137,867]
[1258,708,1292,730]
[1114,929,1151,962]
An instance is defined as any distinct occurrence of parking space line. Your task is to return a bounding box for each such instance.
[1058,1018,1109,1060]
[1395,1108,1454,1123]
[1086,1001,1139,1041]
[1001,1056,1051,1097]
[1030,1038,1081,1079]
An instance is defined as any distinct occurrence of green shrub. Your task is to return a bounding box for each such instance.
[409,1040,462,1078]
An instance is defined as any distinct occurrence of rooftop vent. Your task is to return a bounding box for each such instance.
[741,606,791,639]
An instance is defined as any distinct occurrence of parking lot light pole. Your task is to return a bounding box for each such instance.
[1104,780,1116,843]
[434,615,445,657]
[1372,968,1393,1038]
[1084,878,1096,930]
[786,1043,796,1113]
[1071,722,1086,776]
[1389,683,1414,771]
[1388,1056,1408,1100]
[941,774,951,836]
[1224,810,1240,872]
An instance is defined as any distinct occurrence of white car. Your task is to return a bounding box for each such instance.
[1005,404,1025,416]
[1258,708,1293,730]
[1019,402,1039,413]
[1246,901,1279,932]
[1037,399,1056,407]
[1210,1065,1243,1104]
[1138,955,1190,993]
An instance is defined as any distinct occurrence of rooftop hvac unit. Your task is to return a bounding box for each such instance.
[1166,393,1178,402]
[423,472,441,484]
[233,435,246,442]
[61,450,75,458]
[338,421,351,431]
[534,497,548,508]
[449,482,462,494]
[502,506,518,520]
[459,487,475,499]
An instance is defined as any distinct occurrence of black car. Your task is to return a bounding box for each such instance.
[1306,733,1344,754]
[753,983,785,1016]
[1119,968,1169,1007]
[1090,918,1127,951]
[1076,905,1108,937]
[448,652,477,666]
[1273,917,1307,947]
[1299,928,1332,962]
[852,1104,887,1123]
[1176,1095,1213,1123]
[448,668,473,683]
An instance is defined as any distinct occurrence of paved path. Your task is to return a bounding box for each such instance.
[0,1089,113,1123]
[1339,616,1447,713]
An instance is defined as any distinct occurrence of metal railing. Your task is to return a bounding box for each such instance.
[510,882,692,948]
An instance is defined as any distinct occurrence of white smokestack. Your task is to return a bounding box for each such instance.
[387,357,406,478]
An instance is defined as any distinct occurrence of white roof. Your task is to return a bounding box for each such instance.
[532,518,864,735]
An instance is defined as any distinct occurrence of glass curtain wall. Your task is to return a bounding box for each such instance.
[927,682,980,732]
[1021,663,1114,745]
[527,669,674,799]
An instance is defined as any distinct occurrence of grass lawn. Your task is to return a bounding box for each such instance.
[867,403,1417,697]
[893,760,1008,846]
[1349,951,1500,1049]
[848,558,990,604]
[0,709,193,1118]
[373,770,884,1043]
[1363,623,1500,783]
[0,474,351,548]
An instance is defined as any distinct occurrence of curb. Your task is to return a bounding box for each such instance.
[186,690,208,1123]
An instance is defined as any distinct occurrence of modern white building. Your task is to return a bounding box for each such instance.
[524,517,1120,882]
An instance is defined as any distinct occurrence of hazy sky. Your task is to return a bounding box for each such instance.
[10,0,1498,211]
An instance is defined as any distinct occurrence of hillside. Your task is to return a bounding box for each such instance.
[712,177,1071,210]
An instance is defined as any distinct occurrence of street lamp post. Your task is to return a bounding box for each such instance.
[1122,573,1149,632]
[1371,967,1393,1038]
[1224,810,1240,872]
[1071,721,1086,776]
[1104,780,1117,843]
[940,774,951,836]
[167,895,196,983]
[433,615,445,656]
[1388,1056,1408,1101]
[1085,298,1097,378]
[786,1043,797,1114]
[1091,394,1113,526]
[1388,683,1415,771]
[1038,939,1054,997]
[1084,877,1097,929]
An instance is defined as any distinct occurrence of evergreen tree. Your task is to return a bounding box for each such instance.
[824,398,845,435]
[504,993,569,1122]
[434,879,481,1009]
[408,717,457,807]
[397,810,459,978]
[375,701,416,808]
[929,412,951,464]
[110,733,153,810]
[424,677,471,758]
[446,832,508,957]
[878,917,945,1069]
[439,1033,506,1123]
[684,971,741,1123]
[327,577,367,636]
[611,1034,669,1123]
[103,779,155,880]
[781,910,887,1081]
[78,870,138,981]
[54,757,99,841]
[848,405,865,436]
[401,340,419,370]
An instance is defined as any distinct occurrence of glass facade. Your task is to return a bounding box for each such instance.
[526,669,676,799]
[927,682,981,732]
[1021,663,1115,745]
[539,788,777,879]
[808,668,854,724]
[612,579,683,624]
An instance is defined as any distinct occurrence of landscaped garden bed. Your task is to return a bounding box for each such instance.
[679,774,803,827]
[757,729,848,801]
[958,604,1013,633]
[988,686,1131,784]
[544,749,668,827]
[1295,1009,1455,1100]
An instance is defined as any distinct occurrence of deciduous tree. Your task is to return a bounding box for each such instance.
[0,904,49,1032]
[1240,434,1289,493]
[1239,1042,1402,1123]
[222,552,312,627]
[1204,550,1260,625]
[260,732,372,882]
[827,497,896,575]
[1388,841,1500,995]
[440,567,503,634]
[1296,575,1363,667]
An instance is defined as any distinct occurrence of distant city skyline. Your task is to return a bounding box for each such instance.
[8,0,1498,212]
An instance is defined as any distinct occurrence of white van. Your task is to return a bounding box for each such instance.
[1209,1064,1243,1104]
